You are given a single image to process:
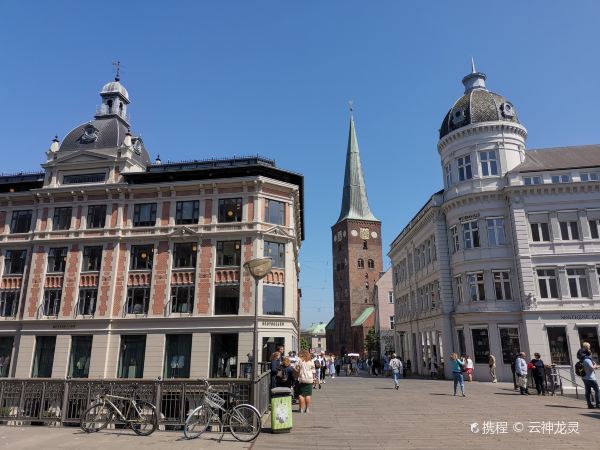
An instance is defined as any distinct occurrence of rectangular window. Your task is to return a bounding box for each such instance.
[479,150,498,176]
[47,247,68,273]
[126,287,150,314]
[264,241,285,268]
[164,334,192,379]
[388,291,394,304]
[10,210,32,233]
[493,271,512,300]
[32,336,56,378]
[69,336,92,378]
[560,221,580,240]
[86,205,106,229]
[567,268,590,298]
[486,218,505,246]
[530,222,551,242]
[578,327,600,362]
[4,250,26,274]
[450,226,459,252]
[130,245,153,270]
[547,327,570,365]
[590,219,599,239]
[216,241,241,267]
[537,269,559,299]
[471,328,490,364]
[467,273,485,301]
[445,163,452,186]
[389,315,395,329]
[263,285,284,315]
[0,290,18,317]
[171,286,194,313]
[43,289,62,316]
[210,333,238,378]
[118,335,146,378]
[214,285,240,315]
[218,198,243,223]
[581,172,600,182]
[265,199,285,225]
[63,173,105,184]
[551,174,571,184]
[455,275,464,304]
[77,289,97,316]
[0,336,14,377]
[462,220,480,249]
[457,155,472,181]
[133,203,157,227]
[82,246,103,272]
[175,200,200,225]
[52,207,72,230]
[173,243,197,268]
[524,176,542,185]
[499,328,521,364]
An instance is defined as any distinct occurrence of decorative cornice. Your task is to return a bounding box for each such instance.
[438,121,528,153]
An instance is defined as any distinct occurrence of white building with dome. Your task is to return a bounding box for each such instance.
[390,64,600,383]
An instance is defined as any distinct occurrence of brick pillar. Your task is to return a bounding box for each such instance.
[151,241,170,315]
[38,207,49,232]
[111,243,128,316]
[110,203,119,228]
[61,244,80,317]
[97,244,115,316]
[196,239,212,314]
[26,246,46,318]
[74,205,83,229]
[247,198,254,222]
[160,202,171,226]
[241,237,253,313]
[204,199,212,224]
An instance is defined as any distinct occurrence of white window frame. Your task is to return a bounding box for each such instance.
[536,268,559,299]
[463,220,480,249]
[450,225,459,253]
[486,217,506,246]
[530,222,551,242]
[580,172,599,182]
[466,272,485,302]
[388,291,394,304]
[479,150,498,176]
[455,275,464,304]
[445,163,452,186]
[551,174,571,184]
[567,268,590,298]
[524,176,542,185]
[493,271,512,300]
[457,155,472,181]
[389,315,395,329]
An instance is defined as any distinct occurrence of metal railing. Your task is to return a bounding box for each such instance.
[0,376,271,427]
[238,362,271,379]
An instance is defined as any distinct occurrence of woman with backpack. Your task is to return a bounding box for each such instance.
[270,351,281,389]
[276,356,295,389]
[295,350,315,413]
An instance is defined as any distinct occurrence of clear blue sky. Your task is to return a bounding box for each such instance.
[2,1,600,328]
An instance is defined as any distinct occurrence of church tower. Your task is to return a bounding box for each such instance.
[330,113,382,356]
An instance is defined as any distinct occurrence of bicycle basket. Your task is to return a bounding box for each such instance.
[205,392,226,408]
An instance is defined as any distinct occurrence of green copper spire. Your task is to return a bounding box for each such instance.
[337,113,378,223]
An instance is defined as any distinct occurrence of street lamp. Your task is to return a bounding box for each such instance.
[243,257,272,404]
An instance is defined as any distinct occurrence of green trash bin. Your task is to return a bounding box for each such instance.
[270,387,293,433]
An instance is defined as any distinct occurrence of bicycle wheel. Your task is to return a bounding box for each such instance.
[80,401,113,433]
[228,404,261,442]
[129,401,158,436]
[184,404,212,439]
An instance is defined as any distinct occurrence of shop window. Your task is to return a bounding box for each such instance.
[499,327,521,364]
[10,210,32,233]
[86,205,106,229]
[0,290,18,317]
[52,207,72,230]
[32,336,56,378]
[4,250,26,274]
[0,336,13,377]
[264,199,284,225]
[547,327,570,365]
[263,285,284,315]
[262,337,284,362]
[130,245,153,270]
[171,286,194,313]
[164,334,192,379]
[214,285,240,315]
[210,333,238,378]
[82,246,103,272]
[217,241,241,267]
[69,336,92,378]
[43,289,62,316]
[578,327,600,362]
[126,287,150,314]
[175,200,199,225]
[47,247,68,273]
[218,198,242,223]
[173,243,197,268]
[471,328,490,364]
[77,289,97,316]
[264,241,285,268]
[133,203,157,227]
[118,335,146,378]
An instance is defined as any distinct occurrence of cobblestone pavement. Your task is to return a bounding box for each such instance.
[2,375,600,449]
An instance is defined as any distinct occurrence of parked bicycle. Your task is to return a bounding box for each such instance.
[80,383,158,436]
[184,379,261,442]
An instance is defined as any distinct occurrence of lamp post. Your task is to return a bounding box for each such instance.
[243,257,272,405]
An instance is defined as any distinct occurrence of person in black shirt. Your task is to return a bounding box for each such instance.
[530,353,548,395]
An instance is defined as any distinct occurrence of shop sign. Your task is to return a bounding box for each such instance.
[52,323,76,329]
[459,213,480,223]
[261,321,285,327]
[560,314,600,320]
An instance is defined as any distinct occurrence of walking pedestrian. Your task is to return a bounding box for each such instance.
[320,353,327,383]
[529,353,547,395]
[313,353,325,389]
[270,351,281,389]
[488,354,497,383]
[328,354,335,379]
[449,352,466,397]
[335,357,341,376]
[405,359,412,377]
[579,343,600,409]
[389,354,403,390]
[515,352,529,395]
[465,355,474,382]
[372,358,380,376]
[295,350,315,413]
[276,357,295,389]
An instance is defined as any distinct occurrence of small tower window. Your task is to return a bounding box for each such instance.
[119,102,124,115]
[107,99,113,112]
[357,259,364,269]
[368,259,375,269]
[363,241,368,250]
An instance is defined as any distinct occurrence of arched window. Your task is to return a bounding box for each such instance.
[106,99,113,112]
[368,259,375,269]
[357,258,364,269]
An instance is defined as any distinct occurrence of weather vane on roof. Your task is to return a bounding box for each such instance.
[113,60,121,81]
[348,100,354,116]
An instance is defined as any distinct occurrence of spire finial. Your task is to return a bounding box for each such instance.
[348,100,354,117]
[471,57,476,74]
[113,60,121,81]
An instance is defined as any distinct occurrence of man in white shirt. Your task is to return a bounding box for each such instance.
[389,354,403,390]
[515,352,529,395]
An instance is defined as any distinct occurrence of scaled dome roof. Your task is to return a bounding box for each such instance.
[439,70,520,140]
